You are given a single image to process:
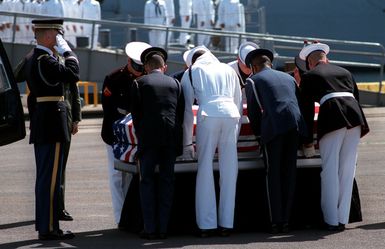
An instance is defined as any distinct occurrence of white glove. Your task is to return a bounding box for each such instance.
[54,34,72,55]
[303,144,316,158]
[179,144,195,161]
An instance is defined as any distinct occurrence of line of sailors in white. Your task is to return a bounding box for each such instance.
[145,0,245,53]
[0,0,100,48]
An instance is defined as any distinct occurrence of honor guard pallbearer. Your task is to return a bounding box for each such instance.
[299,42,369,231]
[101,41,151,229]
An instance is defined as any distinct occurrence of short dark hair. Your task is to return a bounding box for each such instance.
[251,55,272,67]
[191,50,206,64]
[145,54,165,71]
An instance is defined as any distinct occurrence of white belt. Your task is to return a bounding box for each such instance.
[36,96,64,102]
[319,92,354,105]
[207,96,234,103]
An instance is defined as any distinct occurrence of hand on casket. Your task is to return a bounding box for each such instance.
[177,144,196,161]
[303,144,316,158]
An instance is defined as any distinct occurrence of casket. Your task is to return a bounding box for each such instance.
[115,103,362,232]
[114,104,321,173]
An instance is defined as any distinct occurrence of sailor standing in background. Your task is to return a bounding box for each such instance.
[101,41,151,229]
[192,0,214,47]
[21,0,35,44]
[144,0,168,47]
[24,18,79,240]
[41,0,64,18]
[61,0,77,47]
[0,0,12,42]
[11,0,24,44]
[178,0,192,45]
[181,46,242,237]
[217,0,244,53]
[163,0,175,44]
[41,0,66,41]
[81,0,101,49]
[299,42,369,231]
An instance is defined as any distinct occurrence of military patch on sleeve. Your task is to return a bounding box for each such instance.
[103,87,112,97]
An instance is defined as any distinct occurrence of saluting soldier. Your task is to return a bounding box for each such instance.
[24,18,79,240]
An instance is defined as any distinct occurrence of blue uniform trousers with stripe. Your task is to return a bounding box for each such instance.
[34,142,64,234]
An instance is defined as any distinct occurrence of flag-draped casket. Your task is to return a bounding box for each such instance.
[112,104,319,164]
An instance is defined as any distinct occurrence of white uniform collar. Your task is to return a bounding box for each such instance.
[36,44,54,56]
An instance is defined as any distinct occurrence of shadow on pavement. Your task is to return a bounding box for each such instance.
[357,221,385,230]
[1,228,335,249]
[0,220,35,230]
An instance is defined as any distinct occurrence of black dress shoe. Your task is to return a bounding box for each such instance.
[117,222,129,231]
[197,229,215,238]
[158,233,168,239]
[324,223,340,232]
[139,230,158,240]
[59,210,73,221]
[281,223,289,233]
[218,227,231,237]
[269,224,280,234]
[338,223,346,231]
[39,230,75,240]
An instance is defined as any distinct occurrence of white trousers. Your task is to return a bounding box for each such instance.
[149,30,166,47]
[195,116,239,229]
[106,145,132,224]
[319,126,361,226]
[179,15,191,44]
[224,26,239,53]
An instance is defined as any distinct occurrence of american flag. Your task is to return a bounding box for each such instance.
[112,114,138,163]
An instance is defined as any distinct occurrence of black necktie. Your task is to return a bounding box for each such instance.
[153,0,162,17]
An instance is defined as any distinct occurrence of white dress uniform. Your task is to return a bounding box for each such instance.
[217,0,243,53]
[60,0,77,46]
[144,0,167,47]
[163,0,174,43]
[11,0,24,44]
[192,0,214,46]
[0,0,12,42]
[41,1,65,29]
[81,0,101,49]
[178,0,192,44]
[19,0,35,44]
[181,47,242,230]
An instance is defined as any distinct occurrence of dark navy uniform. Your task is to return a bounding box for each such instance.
[24,44,79,235]
[245,66,306,230]
[131,48,184,236]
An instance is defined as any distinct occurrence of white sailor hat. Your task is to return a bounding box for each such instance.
[183,45,209,67]
[238,41,259,65]
[299,41,330,60]
[125,41,152,65]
